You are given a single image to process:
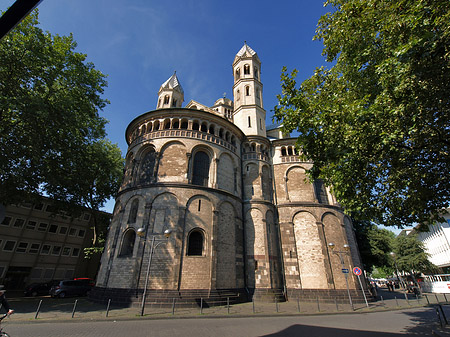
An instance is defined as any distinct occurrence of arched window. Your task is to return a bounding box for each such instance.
[139,149,156,184]
[254,66,259,79]
[244,64,250,75]
[164,120,171,129]
[235,68,240,80]
[154,120,160,130]
[288,147,293,156]
[201,123,207,132]
[128,199,139,223]
[172,99,177,107]
[245,86,250,96]
[119,229,136,257]
[187,230,203,256]
[180,120,188,129]
[208,125,215,135]
[192,121,200,131]
[281,147,287,156]
[173,120,179,129]
[164,95,170,104]
[192,151,210,186]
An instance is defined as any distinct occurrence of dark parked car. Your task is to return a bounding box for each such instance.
[49,279,93,298]
[24,280,61,297]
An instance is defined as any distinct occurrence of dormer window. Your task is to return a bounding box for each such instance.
[244,64,250,75]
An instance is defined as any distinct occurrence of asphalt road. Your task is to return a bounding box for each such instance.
[2,306,443,337]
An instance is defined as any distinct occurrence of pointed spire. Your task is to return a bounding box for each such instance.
[160,71,184,94]
[234,42,259,64]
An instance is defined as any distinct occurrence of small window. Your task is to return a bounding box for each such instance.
[83,213,91,221]
[78,229,86,238]
[244,64,250,75]
[7,221,21,234]
[72,248,80,257]
[41,244,51,255]
[26,221,37,230]
[3,240,16,252]
[1,216,12,226]
[16,242,28,253]
[69,228,77,236]
[38,222,48,232]
[45,204,55,213]
[246,86,250,96]
[29,243,40,254]
[52,246,62,256]
[34,203,44,211]
[128,199,139,224]
[248,116,251,128]
[48,224,58,233]
[62,247,71,256]
[187,230,203,256]
[164,95,170,104]
[59,226,68,235]
[119,229,136,257]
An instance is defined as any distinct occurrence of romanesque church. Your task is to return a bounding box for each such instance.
[92,43,364,304]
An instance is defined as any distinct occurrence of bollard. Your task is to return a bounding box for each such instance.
[439,304,448,325]
[227,297,230,314]
[71,299,78,318]
[35,299,42,319]
[404,293,410,305]
[275,297,279,313]
[335,298,339,312]
[435,294,440,304]
[395,296,399,307]
[200,298,203,315]
[106,299,111,317]
[316,296,320,312]
[252,298,255,314]
[297,297,300,313]
[172,298,176,315]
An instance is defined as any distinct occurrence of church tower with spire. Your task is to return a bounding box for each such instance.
[232,43,266,136]
[156,72,184,109]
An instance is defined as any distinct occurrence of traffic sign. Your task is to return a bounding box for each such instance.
[342,268,349,274]
[353,267,362,276]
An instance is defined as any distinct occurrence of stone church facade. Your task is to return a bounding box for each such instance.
[92,44,365,304]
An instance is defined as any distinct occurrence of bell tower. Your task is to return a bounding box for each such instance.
[156,72,184,109]
[232,43,266,136]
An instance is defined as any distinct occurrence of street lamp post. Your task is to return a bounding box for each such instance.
[389,252,402,289]
[137,228,172,317]
[328,242,354,310]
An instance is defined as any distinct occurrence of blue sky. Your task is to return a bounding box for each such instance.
[1,0,403,234]
[1,0,333,212]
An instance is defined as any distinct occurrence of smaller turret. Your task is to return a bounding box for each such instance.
[157,72,184,109]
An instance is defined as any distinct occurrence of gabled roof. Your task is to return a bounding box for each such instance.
[159,72,184,94]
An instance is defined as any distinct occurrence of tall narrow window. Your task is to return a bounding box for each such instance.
[187,230,203,256]
[139,149,156,184]
[248,116,251,128]
[245,86,250,96]
[192,151,210,186]
[164,95,169,104]
[244,64,250,75]
[119,230,136,257]
[128,199,139,223]
[254,67,259,79]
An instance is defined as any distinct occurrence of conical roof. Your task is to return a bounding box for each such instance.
[159,72,184,94]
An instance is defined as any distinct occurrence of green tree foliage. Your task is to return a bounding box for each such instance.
[0,11,124,249]
[393,233,437,274]
[274,0,450,227]
[353,219,395,273]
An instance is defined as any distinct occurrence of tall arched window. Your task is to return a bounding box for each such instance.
[192,151,210,186]
[244,64,250,75]
[139,149,156,184]
[119,229,136,257]
[163,95,170,104]
[245,86,250,96]
[128,199,139,223]
[187,230,203,256]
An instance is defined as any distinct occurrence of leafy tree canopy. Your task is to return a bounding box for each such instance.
[274,0,450,227]
[0,11,124,247]
[393,232,437,274]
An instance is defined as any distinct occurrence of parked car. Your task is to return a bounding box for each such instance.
[49,279,93,298]
[74,278,95,286]
[24,280,61,297]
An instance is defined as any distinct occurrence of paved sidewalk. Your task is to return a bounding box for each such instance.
[1,287,447,323]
